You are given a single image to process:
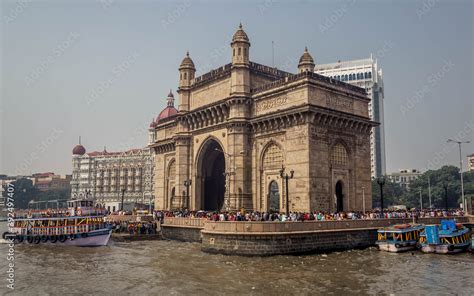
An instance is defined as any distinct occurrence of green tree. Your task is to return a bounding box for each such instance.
[371,178,406,208]
[1,178,38,209]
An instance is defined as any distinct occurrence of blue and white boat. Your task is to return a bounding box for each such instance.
[419,220,471,254]
[3,198,112,247]
[376,224,424,252]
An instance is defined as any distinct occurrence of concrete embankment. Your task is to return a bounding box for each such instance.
[161,216,473,256]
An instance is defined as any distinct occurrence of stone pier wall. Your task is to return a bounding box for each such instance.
[161,217,205,242]
[160,216,473,255]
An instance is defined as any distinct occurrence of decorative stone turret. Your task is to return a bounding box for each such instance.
[178,51,195,111]
[230,23,250,95]
[298,47,315,73]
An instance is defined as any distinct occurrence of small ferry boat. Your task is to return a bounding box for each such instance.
[376,224,424,252]
[419,220,471,254]
[3,198,112,247]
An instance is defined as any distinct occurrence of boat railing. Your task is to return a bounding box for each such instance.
[13,223,106,236]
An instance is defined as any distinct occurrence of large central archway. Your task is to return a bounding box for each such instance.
[197,139,226,211]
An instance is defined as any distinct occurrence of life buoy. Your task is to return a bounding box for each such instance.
[59,235,67,243]
[2,232,10,240]
[50,236,58,243]
[16,235,24,243]
[40,235,48,243]
[27,236,34,244]
[33,236,41,244]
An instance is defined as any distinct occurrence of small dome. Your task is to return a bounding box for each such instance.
[73,144,86,155]
[298,46,315,66]
[156,106,178,122]
[231,23,250,45]
[179,51,195,70]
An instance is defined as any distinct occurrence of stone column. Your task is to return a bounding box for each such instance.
[174,134,191,209]
[227,122,252,210]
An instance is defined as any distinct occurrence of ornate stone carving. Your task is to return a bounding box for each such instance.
[255,95,288,113]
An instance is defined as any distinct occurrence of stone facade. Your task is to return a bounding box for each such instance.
[149,25,374,213]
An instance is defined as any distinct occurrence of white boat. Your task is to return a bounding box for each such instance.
[3,198,111,247]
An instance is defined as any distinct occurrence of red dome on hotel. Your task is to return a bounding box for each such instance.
[72,144,86,155]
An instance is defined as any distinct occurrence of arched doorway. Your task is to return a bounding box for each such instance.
[198,139,226,211]
[268,180,280,212]
[335,181,344,212]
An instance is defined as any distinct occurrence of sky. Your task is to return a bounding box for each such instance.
[1,0,473,176]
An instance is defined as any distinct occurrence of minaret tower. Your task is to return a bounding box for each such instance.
[230,23,250,95]
[178,51,195,111]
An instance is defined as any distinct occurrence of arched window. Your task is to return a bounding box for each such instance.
[331,143,349,166]
[368,72,372,79]
[233,48,235,56]
[262,143,283,170]
[184,72,187,80]
[364,72,368,79]
[244,48,247,56]
[344,74,348,81]
[238,47,241,55]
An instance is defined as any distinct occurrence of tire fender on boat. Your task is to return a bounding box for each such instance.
[16,235,24,243]
[50,236,58,243]
[40,235,48,243]
[448,244,455,251]
[27,236,34,244]
[33,236,41,244]
[416,242,422,249]
[59,235,67,242]
[395,243,401,248]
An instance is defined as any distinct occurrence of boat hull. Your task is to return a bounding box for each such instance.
[15,229,112,247]
[421,242,470,254]
[377,242,416,253]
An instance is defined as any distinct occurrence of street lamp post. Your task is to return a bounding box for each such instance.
[419,188,423,210]
[120,187,126,211]
[279,165,294,217]
[447,139,470,211]
[377,176,386,218]
[362,186,366,214]
[428,176,432,209]
[184,179,192,209]
[443,183,449,211]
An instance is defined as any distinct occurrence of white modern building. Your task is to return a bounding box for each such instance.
[388,169,422,191]
[315,55,386,178]
[71,139,155,212]
[468,153,474,172]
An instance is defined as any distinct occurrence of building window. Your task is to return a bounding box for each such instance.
[238,47,241,55]
[331,143,349,166]
[262,143,283,170]
[244,48,247,56]
[233,48,235,56]
[368,72,372,79]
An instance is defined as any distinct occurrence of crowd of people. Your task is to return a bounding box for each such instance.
[110,220,158,235]
[153,208,466,223]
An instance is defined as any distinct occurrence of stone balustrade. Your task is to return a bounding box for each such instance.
[202,217,470,234]
[163,217,206,228]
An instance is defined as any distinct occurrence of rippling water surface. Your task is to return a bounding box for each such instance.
[1,229,473,295]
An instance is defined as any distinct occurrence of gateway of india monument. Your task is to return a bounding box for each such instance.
[148,24,375,213]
